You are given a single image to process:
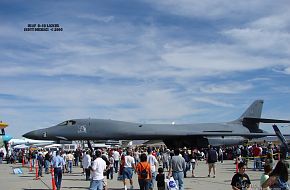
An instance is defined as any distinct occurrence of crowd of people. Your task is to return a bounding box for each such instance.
[0,142,289,190]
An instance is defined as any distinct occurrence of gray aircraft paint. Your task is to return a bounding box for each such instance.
[23,100,290,148]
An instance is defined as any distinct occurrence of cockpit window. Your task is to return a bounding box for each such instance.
[58,121,67,126]
[67,120,76,125]
[58,120,76,126]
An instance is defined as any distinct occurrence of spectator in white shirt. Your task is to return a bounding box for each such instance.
[89,150,106,190]
[122,148,136,190]
[82,151,91,181]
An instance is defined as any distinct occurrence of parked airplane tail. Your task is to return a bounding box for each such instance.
[238,100,264,120]
[231,100,264,133]
[233,99,290,133]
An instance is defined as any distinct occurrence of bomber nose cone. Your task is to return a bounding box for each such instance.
[23,131,37,139]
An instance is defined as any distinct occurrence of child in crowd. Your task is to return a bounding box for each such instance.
[156,167,165,190]
[231,162,251,190]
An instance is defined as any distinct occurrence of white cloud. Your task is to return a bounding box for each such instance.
[78,15,114,23]
[200,82,253,94]
[193,97,234,108]
[219,7,290,58]
[282,67,290,75]
[271,86,290,94]
[223,28,290,55]
[146,0,283,19]
[161,44,278,75]
[250,13,290,31]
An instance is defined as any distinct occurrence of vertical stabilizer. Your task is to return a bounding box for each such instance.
[238,100,263,120]
[231,100,264,133]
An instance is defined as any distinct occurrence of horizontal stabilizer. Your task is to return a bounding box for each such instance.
[243,117,290,123]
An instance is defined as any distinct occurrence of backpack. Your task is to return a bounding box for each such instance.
[139,162,148,179]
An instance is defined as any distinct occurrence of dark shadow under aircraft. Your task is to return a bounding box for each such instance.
[23,100,290,148]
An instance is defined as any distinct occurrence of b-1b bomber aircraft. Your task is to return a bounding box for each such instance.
[23,100,290,148]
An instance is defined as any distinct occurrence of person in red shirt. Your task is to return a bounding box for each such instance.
[252,144,262,171]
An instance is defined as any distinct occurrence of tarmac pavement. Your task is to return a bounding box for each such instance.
[0,160,273,190]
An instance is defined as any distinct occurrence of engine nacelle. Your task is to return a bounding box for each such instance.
[163,136,245,149]
[206,136,245,147]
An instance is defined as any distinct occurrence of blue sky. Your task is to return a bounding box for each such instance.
[1,0,290,138]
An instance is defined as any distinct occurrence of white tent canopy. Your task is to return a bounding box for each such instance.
[13,144,29,149]
[44,144,62,148]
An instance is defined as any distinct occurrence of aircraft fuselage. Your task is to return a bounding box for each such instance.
[23,119,249,148]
